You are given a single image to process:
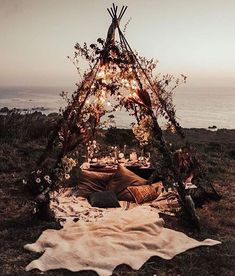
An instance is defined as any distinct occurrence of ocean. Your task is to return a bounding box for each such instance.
[0,86,234,129]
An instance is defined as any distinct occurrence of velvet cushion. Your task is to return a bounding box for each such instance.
[106,165,147,194]
[88,191,121,208]
[77,170,113,198]
[127,181,164,204]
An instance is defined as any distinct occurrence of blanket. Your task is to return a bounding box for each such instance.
[48,188,181,225]
[24,204,220,276]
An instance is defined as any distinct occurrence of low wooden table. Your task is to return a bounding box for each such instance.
[88,165,156,180]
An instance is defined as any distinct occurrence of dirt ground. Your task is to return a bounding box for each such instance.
[0,128,235,276]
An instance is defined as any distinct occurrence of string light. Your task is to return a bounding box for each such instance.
[102,78,107,84]
[96,69,105,79]
[131,80,138,89]
[132,92,138,98]
[101,90,106,97]
[99,97,105,103]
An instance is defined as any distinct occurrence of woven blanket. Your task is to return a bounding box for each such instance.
[24,204,220,276]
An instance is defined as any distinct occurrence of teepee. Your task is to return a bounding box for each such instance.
[30,4,218,226]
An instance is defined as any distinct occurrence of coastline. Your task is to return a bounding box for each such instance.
[0,85,235,129]
[1,106,234,132]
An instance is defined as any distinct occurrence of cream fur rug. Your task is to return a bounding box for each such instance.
[25,205,220,276]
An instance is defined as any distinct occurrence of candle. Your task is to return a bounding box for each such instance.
[130,152,137,161]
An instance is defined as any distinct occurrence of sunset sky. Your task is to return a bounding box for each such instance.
[0,0,234,87]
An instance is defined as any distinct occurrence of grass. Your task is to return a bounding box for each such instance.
[0,113,234,275]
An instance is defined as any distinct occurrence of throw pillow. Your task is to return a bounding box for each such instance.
[88,191,121,208]
[106,165,147,194]
[77,170,113,198]
[127,181,164,204]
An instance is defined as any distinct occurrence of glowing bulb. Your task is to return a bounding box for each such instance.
[133,92,138,97]
[131,80,138,89]
[85,100,90,104]
[99,97,105,103]
[107,101,111,106]
[97,70,105,79]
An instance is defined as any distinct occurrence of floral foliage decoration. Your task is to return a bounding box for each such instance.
[132,115,153,146]
[86,140,100,160]
[26,169,53,195]
[54,156,77,182]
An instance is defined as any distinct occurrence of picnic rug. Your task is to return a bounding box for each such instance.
[24,196,220,276]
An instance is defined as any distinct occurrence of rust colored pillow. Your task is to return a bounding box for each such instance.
[77,170,113,198]
[127,181,164,204]
[106,165,147,194]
